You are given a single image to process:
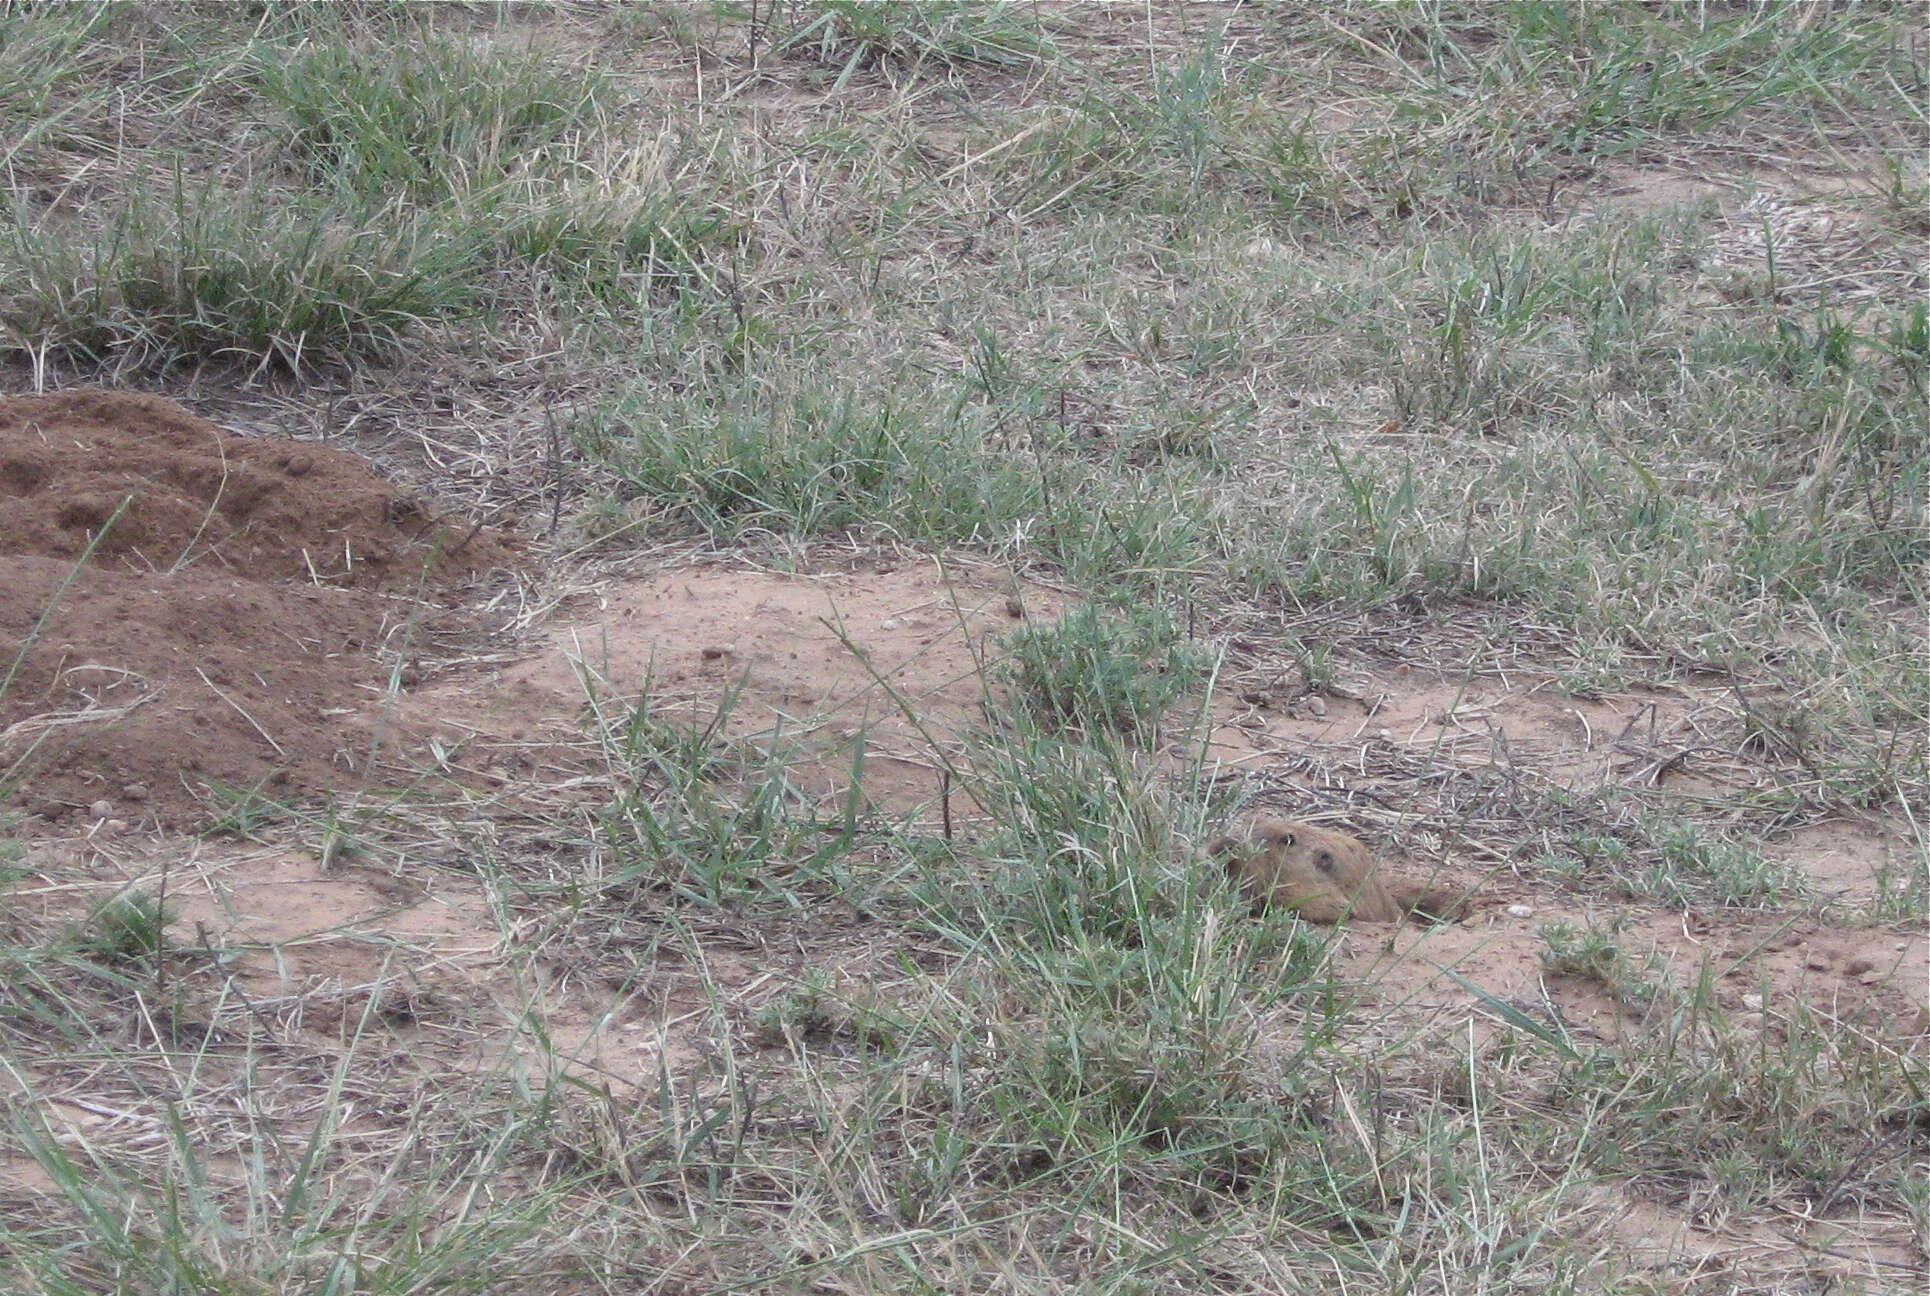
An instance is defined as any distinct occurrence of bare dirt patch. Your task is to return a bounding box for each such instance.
[1342,902,1928,1043]
[409,556,1068,822]
[0,390,520,827]
[1597,164,1734,214]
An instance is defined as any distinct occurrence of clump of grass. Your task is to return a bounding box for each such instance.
[581,341,1229,583]
[997,604,1210,740]
[203,778,293,840]
[984,42,1347,224]
[0,183,474,375]
[0,3,241,183]
[70,891,170,968]
[1291,1,1926,219]
[981,956,1299,1169]
[1,9,733,377]
[254,21,610,207]
[0,0,123,175]
[908,726,1327,1180]
[942,732,1200,945]
[1205,213,1926,708]
[774,0,1058,77]
[1539,917,1656,1008]
[0,826,23,883]
[1864,830,1930,922]
[751,972,901,1053]
[485,178,738,305]
[577,370,1040,545]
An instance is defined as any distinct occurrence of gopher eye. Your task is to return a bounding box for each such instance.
[1275,830,1296,848]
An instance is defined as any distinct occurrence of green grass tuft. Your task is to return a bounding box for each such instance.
[998,603,1210,740]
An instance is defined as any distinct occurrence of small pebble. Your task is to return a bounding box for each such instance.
[121,782,148,802]
[1857,969,1885,986]
[700,644,732,661]
[880,619,898,631]
[1804,953,1831,972]
[1506,904,1533,918]
[1004,596,1024,618]
[1742,993,1764,1011]
[1844,957,1875,977]
[1305,695,1327,717]
[89,799,113,822]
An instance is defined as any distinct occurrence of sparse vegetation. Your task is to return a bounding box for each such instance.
[2,2,1925,1293]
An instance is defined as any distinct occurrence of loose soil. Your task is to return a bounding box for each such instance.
[0,389,518,825]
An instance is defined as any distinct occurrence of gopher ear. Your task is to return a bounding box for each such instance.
[1205,835,1241,860]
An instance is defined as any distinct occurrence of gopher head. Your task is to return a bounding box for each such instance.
[1207,817,1401,924]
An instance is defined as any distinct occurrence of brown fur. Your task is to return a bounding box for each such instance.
[1207,818,1402,924]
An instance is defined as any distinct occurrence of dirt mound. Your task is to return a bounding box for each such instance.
[0,389,518,826]
[0,389,508,587]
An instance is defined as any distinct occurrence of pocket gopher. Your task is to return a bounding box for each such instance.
[1207,817,1401,924]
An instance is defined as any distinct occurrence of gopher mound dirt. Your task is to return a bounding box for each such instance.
[0,389,519,826]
